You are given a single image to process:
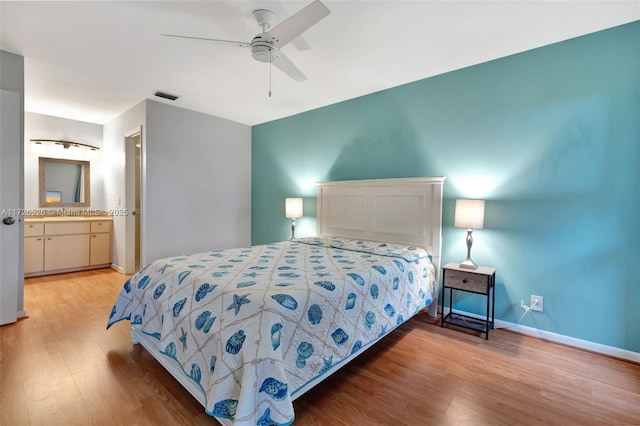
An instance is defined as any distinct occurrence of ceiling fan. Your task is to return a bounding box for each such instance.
[162,0,330,85]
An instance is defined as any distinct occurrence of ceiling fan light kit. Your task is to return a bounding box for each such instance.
[162,0,330,92]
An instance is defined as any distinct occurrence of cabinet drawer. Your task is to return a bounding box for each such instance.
[45,221,90,235]
[444,270,489,294]
[90,220,111,233]
[25,223,44,237]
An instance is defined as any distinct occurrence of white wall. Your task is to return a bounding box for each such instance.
[24,112,104,209]
[103,101,146,272]
[145,100,251,263]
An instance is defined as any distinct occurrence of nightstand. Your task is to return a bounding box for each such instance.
[441,262,496,339]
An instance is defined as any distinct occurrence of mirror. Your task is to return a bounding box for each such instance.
[39,157,90,207]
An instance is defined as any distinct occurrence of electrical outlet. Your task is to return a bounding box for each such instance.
[530,295,543,312]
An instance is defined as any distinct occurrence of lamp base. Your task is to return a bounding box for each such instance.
[459,258,478,270]
[459,262,478,270]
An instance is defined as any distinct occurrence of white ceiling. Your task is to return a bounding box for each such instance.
[1,1,638,126]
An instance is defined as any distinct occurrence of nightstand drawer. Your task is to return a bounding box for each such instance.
[444,270,489,294]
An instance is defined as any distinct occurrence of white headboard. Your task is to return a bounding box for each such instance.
[316,177,446,276]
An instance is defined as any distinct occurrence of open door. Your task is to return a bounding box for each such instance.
[0,89,24,325]
[125,129,142,274]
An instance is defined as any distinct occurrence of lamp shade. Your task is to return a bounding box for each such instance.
[285,198,303,219]
[454,199,485,229]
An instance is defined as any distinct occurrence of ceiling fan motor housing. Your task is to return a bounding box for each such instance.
[251,35,276,63]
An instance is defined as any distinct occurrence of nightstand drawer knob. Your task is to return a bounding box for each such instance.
[462,279,468,284]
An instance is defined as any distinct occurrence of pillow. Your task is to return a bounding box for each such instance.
[295,236,429,262]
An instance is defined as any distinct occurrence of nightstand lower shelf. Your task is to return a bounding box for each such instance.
[442,311,493,335]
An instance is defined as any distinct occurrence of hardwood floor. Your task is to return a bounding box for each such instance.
[1,269,639,425]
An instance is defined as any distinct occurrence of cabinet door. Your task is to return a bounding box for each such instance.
[24,236,44,274]
[90,233,111,265]
[44,234,90,271]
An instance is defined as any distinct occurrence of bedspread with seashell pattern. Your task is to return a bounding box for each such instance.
[108,237,435,426]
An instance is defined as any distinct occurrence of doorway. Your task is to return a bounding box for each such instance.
[125,130,142,274]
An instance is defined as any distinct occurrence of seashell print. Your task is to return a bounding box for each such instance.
[177,271,191,285]
[297,342,314,359]
[132,314,142,325]
[225,330,246,354]
[425,298,432,307]
[393,277,400,290]
[190,363,201,383]
[171,257,187,261]
[137,275,150,289]
[372,265,387,275]
[203,316,216,333]
[278,272,300,278]
[259,377,288,401]
[313,281,335,292]
[370,284,379,299]
[163,342,176,358]
[124,280,131,293]
[195,311,211,330]
[270,323,282,350]
[378,325,388,337]
[316,272,330,277]
[109,305,116,319]
[148,332,161,340]
[365,311,376,329]
[257,408,276,426]
[384,304,396,317]
[236,281,256,288]
[179,327,188,351]
[277,266,295,270]
[249,266,267,270]
[351,340,362,355]
[172,298,187,317]
[212,399,238,419]
[408,271,414,284]
[393,259,405,273]
[209,355,217,373]
[347,273,365,286]
[208,253,223,257]
[423,267,429,278]
[153,283,166,299]
[271,294,298,310]
[211,271,228,278]
[331,328,349,346]
[285,260,296,264]
[307,304,322,325]
[227,259,243,263]
[406,293,412,309]
[218,264,233,269]
[397,315,404,325]
[419,289,426,300]
[275,282,293,287]
[320,356,333,374]
[188,264,205,269]
[378,243,388,247]
[345,293,357,310]
[195,283,217,302]
[312,265,326,271]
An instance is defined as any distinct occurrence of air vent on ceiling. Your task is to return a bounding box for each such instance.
[154,91,179,101]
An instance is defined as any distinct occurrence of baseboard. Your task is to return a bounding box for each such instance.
[442,307,640,364]
[111,264,126,274]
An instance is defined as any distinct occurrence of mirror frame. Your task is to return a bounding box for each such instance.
[39,157,90,207]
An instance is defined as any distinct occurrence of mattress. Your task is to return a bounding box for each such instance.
[107,237,436,426]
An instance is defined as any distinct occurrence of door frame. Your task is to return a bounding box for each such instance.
[124,126,143,274]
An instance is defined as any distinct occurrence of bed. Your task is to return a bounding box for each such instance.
[107,177,445,425]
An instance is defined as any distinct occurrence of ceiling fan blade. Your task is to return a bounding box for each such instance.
[272,51,307,82]
[161,34,250,48]
[266,0,330,49]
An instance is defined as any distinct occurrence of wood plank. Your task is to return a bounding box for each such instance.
[0,269,638,425]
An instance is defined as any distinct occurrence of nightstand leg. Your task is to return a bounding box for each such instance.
[485,286,490,340]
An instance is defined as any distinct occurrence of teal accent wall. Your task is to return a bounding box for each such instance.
[252,22,640,352]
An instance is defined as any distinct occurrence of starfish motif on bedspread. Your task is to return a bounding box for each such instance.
[226,293,251,315]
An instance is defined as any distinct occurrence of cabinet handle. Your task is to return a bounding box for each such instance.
[37,238,42,241]
[47,237,52,240]
[462,279,468,283]
[92,234,96,238]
